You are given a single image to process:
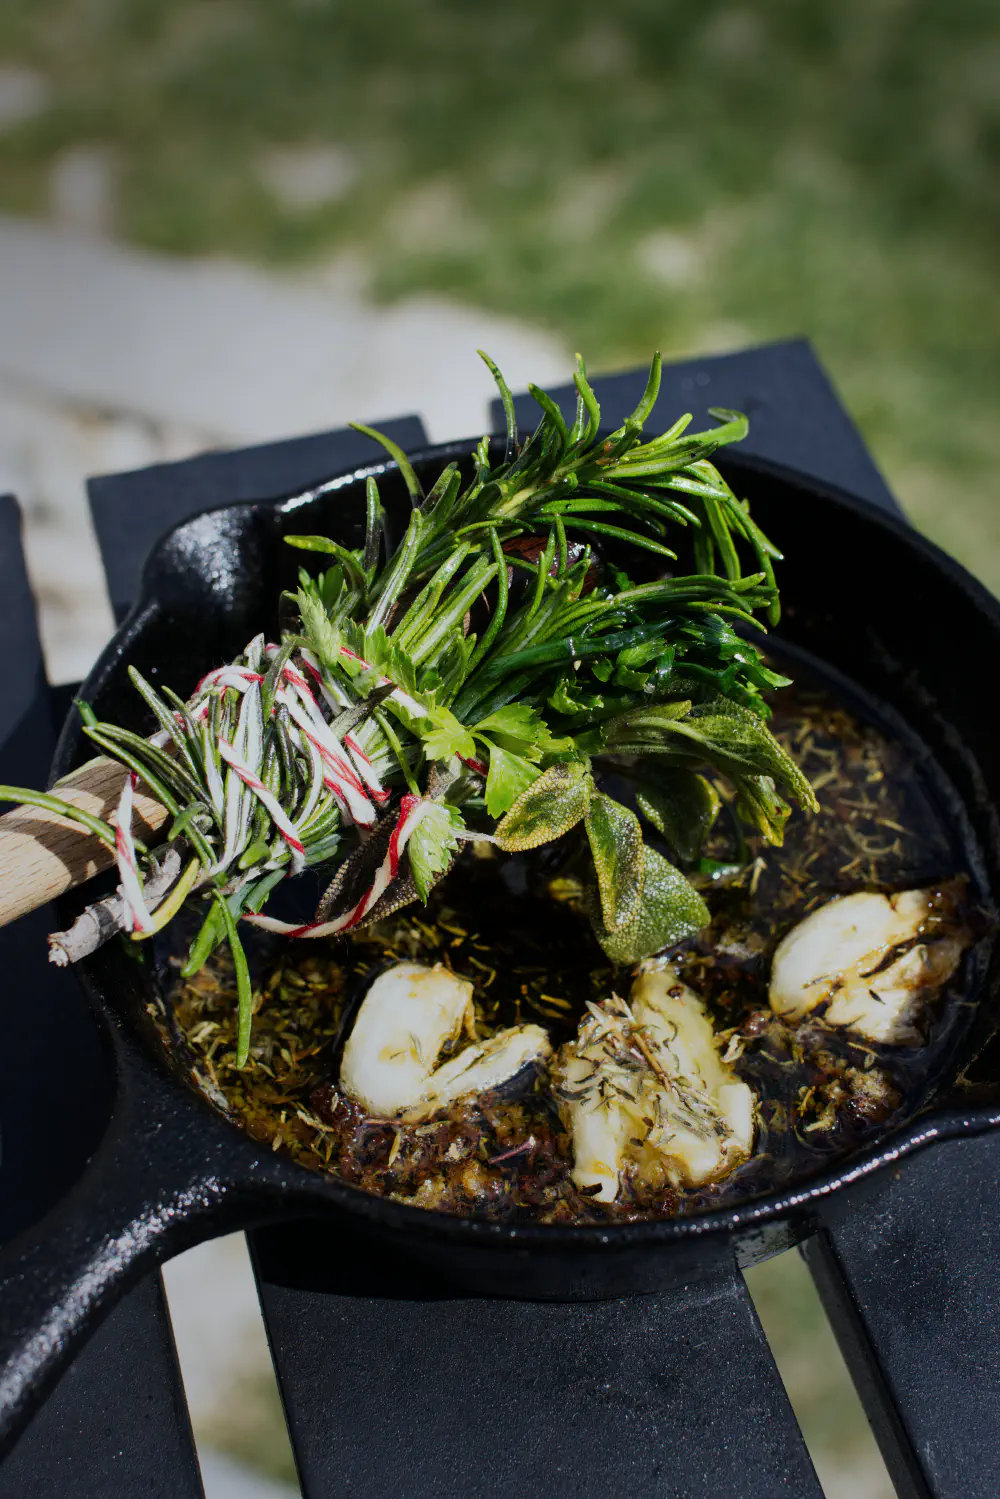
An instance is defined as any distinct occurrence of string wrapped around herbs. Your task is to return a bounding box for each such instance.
[0,352,817,1065]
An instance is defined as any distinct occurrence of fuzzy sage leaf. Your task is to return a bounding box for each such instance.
[493,761,593,852]
[585,792,645,932]
[636,771,721,863]
[588,845,710,965]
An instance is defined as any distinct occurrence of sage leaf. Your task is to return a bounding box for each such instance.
[636,770,721,863]
[589,845,709,965]
[671,698,818,810]
[585,793,644,932]
[604,694,817,845]
[596,699,693,751]
[734,773,791,846]
[494,761,593,851]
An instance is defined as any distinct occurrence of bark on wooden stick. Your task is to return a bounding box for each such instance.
[0,757,167,927]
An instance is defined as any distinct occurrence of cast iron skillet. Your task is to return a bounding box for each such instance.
[2,440,1000,1447]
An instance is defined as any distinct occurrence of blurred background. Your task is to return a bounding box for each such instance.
[0,2,996,1495]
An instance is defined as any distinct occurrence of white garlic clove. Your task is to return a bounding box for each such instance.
[339,962,473,1115]
[340,961,551,1118]
[405,1024,552,1121]
[553,966,756,1202]
[631,965,756,1183]
[769,887,968,1043]
[553,1045,631,1201]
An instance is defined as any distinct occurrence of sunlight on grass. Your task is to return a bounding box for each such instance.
[201,1366,299,1491]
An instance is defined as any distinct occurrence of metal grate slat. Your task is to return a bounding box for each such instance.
[806,1131,1000,1499]
[251,1219,821,1499]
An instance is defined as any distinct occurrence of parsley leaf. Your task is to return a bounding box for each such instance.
[474,702,572,762]
[407,802,465,903]
[484,742,541,817]
[295,585,341,670]
[340,622,419,696]
[421,703,477,762]
[474,703,544,741]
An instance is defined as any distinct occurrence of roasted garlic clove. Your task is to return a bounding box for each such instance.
[340,961,474,1115]
[769,886,969,1043]
[340,961,550,1117]
[405,1024,552,1121]
[554,1043,632,1201]
[631,966,756,1182]
[553,965,756,1202]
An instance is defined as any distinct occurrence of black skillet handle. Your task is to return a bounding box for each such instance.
[0,1021,269,1455]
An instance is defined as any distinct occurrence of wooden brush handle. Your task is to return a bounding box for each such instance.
[0,759,167,927]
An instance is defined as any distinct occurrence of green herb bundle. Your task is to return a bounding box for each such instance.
[1,353,816,1064]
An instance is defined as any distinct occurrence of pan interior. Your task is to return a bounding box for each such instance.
[157,633,992,1223]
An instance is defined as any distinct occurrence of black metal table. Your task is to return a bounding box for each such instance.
[2,340,998,1498]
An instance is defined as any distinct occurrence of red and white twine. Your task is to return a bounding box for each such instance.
[217,736,307,873]
[244,793,430,939]
[115,772,155,933]
[121,637,431,922]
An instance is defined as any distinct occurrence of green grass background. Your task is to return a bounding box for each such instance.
[1,0,998,589]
